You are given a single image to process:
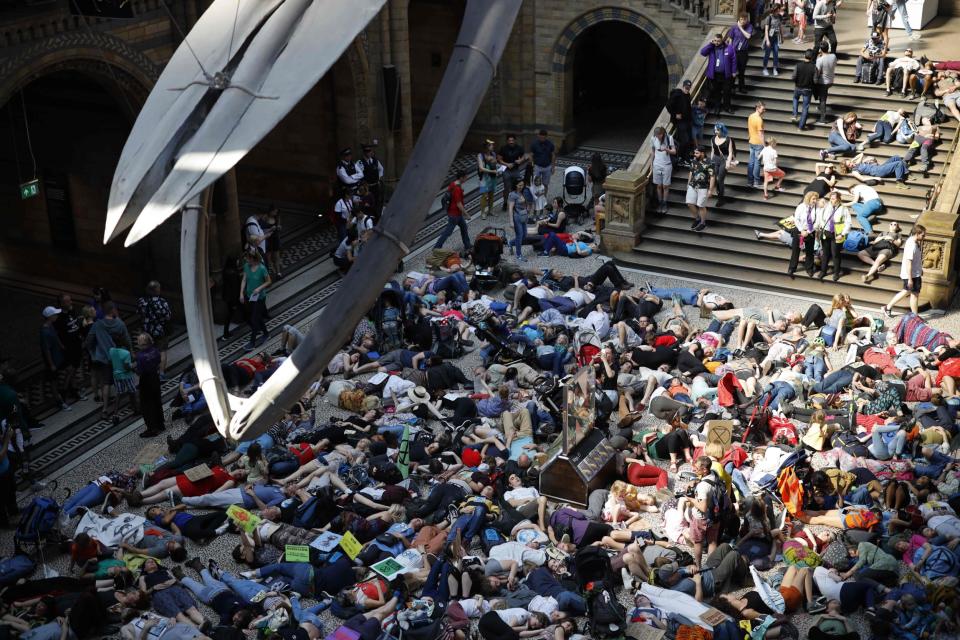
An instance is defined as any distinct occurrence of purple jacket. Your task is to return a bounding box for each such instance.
[700,42,736,79]
[730,24,754,53]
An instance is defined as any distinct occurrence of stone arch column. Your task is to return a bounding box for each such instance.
[550,6,684,138]
[0,30,159,114]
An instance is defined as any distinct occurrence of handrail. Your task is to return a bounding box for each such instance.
[628,33,713,177]
[926,110,960,216]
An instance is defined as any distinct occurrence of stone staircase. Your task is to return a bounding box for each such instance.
[629,37,958,309]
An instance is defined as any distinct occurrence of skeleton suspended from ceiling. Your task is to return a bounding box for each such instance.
[106,0,523,441]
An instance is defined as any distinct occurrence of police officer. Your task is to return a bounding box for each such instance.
[356,144,384,215]
[335,147,363,195]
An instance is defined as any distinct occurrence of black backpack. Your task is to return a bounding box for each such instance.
[440,185,453,212]
[832,431,869,457]
[433,320,463,359]
[587,582,627,638]
[701,473,734,527]
[574,545,615,588]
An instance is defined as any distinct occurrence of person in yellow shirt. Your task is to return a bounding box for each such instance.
[746,101,766,188]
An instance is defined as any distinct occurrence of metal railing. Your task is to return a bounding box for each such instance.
[925,112,960,217]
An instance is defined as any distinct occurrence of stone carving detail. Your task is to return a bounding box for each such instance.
[923,240,944,271]
[717,0,736,15]
[609,196,631,225]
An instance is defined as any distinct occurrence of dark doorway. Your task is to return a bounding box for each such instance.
[571,21,668,151]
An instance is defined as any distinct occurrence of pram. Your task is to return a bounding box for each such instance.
[755,449,809,514]
[573,328,601,367]
[562,166,588,224]
[471,228,506,291]
[370,282,407,353]
[466,318,539,367]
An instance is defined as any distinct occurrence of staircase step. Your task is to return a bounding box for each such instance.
[628,240,906,307]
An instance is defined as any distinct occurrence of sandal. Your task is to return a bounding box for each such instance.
[669,463,679,473]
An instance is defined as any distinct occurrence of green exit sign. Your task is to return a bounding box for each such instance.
[19,179,39,200]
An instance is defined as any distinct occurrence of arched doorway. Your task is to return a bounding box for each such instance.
[570,21,669,150]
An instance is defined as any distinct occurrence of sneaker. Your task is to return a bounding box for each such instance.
[61,402,72,412]
[885,89,892,97]
[762,68,770,76]
[172,566,185,580]
[806,597,828,614]
[240,569,256,579]
[689,219,699,229]
[881,305,892,318]
[910,32,922,40]
[754,229,761,239]
[790,116,799,123]
[772,69,779,76]
[209,559,223,579]
[819,149,828,161]
[694,221,707,232]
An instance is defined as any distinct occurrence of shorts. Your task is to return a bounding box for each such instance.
[906,374,933,402]
[902,277,922,293]
[685,185,708,208]
[652,164,673,186]
[764,168,786,180]
[114,377,137,395]
[91,362,112,387]
[779,585,802,613]
[944,91,960,106]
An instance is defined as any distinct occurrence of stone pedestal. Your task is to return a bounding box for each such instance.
[600,170,648,254]
[916,209,957,310]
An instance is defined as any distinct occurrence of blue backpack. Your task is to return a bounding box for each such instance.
[820,324,838,347]
[0,555,35,586]
[843,230,869,252]
[14,497,61,552]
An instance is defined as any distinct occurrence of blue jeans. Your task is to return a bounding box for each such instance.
[651,287,699,305]
[542,232,567,256]
[851,198,884,234]
[812,370,854,394]
[447,505,488,545]
[762,40,780,70]
[827,131,857,155]
[222,571,270,603]
[291,596,329,626]
[846,485,874,506]
[894,0,913,35]
[255,564,316,597]
[868,423,906,460]
[867,120,895,144]
[236,433,275,454]
[22,622,74,640]
[706,318,736,344]
[760,381,796,411]
[537,350,572,377]
[748,143,764,186]
[556,590,588,615]
[804,356,826,382]
[435,215,471,252]
[538,296,576,315]
[433,273,470,296]
[792,88,813,129]
[181,569,230,603]
[63,483,106,517]
[512,213,528,258]
[421,558,456,601]
[857,156,908,181]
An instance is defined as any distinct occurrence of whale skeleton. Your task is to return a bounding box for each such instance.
[107,0,523,441]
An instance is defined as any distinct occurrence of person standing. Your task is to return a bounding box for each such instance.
[788,192,821,277]
[762,4,787,76]
[434,170,471,254]
[137,281,173,377]
[651,127,676,214]
[529,130,556,190]
[507,178,530,262]
[497,134,527,211]
[710,123,736,207]
[686,148,715,232]
[135,332,165,438]
[881,224,925,317]
[477,140,498,220]
[815,41,837,124]
[792,48,818,130]
[239,250,272,350]
[667,79,694,163]
[85,300,132,420]
[812,0,840,59]
[54,293,83,401]
[335,147,362,195]
[356,144,384,215]
[731,13,754,93]
[40,306,69,411]
[700,33,735,115]
[332,190,355,242]
[816,191,850,281]
[747,102,766,188]
[760,137,786,200]
[587,153,609,207]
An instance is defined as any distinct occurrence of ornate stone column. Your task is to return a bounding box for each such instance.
[916,209,957,310]
[599,170,648,254]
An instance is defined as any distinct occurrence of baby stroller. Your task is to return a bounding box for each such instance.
[370,282,406,353]
[471,228,506,291]
[574,328,602,368]
[562,166,588,224]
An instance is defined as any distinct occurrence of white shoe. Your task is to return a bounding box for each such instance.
[772,69,779,76]
[762,68,770,76]
[910,32,922,40]
[240,570,257,579]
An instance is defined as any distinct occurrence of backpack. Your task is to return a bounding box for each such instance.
[701,473,733,526]
[819,324,837,347]
[14,497,61,553]
[440,185,453,213]
[479,527,505,554]
[586,582,627,638]
[843,230,868,252]
[574,545,615,588]
[432,319,462,359]
[914,98,948,125]
[832,431,869,457]
[921,545,959,578]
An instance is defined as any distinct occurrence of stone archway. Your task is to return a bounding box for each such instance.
[551,7,683,147]
[0,30,158,115]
